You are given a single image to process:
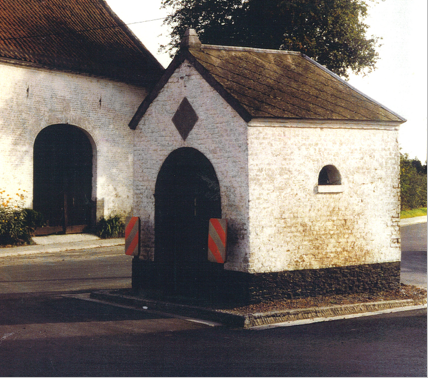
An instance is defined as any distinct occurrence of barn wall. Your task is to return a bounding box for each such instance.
[0,61,146,220]
[247,120,401,273]
[134,60,250,270]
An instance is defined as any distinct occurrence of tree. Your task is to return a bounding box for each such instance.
[161,0,381,78]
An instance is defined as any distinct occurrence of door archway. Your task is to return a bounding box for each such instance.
[33,124,94,235]
[155,147,222,295]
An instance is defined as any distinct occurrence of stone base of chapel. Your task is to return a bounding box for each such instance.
[132,258,400,305]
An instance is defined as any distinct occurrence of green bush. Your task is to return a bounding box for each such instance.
[0,190,44,246]
[400,154,427,211]
[96,215,125,239]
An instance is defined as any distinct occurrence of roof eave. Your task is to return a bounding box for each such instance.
[0,55,156,87]
[248,117,405,129]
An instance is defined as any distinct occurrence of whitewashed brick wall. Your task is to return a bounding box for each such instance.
[247,120,401,273]
[134,61,250,270]
[0,61,146,219]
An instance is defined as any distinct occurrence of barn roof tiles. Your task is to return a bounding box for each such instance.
[129,30,405,128]
[0,0,163,86]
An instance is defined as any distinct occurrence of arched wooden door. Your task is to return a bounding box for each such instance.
[155,148,222,295]
[33,125,93,235]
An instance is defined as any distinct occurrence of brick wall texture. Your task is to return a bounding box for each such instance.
[134,60,401,275]
[0,61,146,220]
[248,121,401,273]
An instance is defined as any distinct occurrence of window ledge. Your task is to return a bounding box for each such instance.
[317,185,344,193]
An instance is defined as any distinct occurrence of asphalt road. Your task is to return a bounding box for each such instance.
[0,294,425,376]
[401,222,427,287]
[0,246,131,295]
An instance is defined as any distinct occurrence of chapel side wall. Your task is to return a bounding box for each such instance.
[247,123,401,274]
[0,62,146,219]
[134,61,250,271]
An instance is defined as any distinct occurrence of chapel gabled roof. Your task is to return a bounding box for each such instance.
[0,0,164,86]
[129,31,405,129]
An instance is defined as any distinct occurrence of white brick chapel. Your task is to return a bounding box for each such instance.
[129,30,405,303]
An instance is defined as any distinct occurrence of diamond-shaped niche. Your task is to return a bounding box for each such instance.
[172,97,198,141]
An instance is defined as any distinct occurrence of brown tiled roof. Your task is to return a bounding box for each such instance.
[129,43,405,128]
[0,0,163,86]
[189,45,405,122]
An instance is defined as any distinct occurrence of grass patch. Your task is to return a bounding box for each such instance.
[400,207,427,219]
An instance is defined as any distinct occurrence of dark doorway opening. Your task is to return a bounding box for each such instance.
[155,147,222,296]
[33,125,94,235]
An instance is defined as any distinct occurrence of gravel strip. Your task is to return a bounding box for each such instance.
[111,284,427,315]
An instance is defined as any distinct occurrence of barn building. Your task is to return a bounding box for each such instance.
[0,0,163,235]
[129,30,406,303]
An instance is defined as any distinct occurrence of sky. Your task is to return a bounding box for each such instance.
[106,0,428,163]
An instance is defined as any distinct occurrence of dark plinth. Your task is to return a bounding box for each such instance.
[132,258,400,305]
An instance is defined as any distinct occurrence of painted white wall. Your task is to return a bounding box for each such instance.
[0,61,147,220]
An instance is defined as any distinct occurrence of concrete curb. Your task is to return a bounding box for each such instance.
[0,238,124,257]
[90,290,246,327]
[90,290,427,329]
[400,216,427,226]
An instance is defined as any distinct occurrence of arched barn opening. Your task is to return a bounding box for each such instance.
[155,147,222,296]
[33,124,94,235]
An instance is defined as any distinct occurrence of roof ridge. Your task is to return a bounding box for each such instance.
[197,44,301,56]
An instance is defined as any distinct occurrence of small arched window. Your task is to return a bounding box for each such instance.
[317,165,343,193]
[318,165,341,185]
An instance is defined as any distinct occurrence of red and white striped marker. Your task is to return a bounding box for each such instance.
[125,217,140,256]
[208,218,227,263]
